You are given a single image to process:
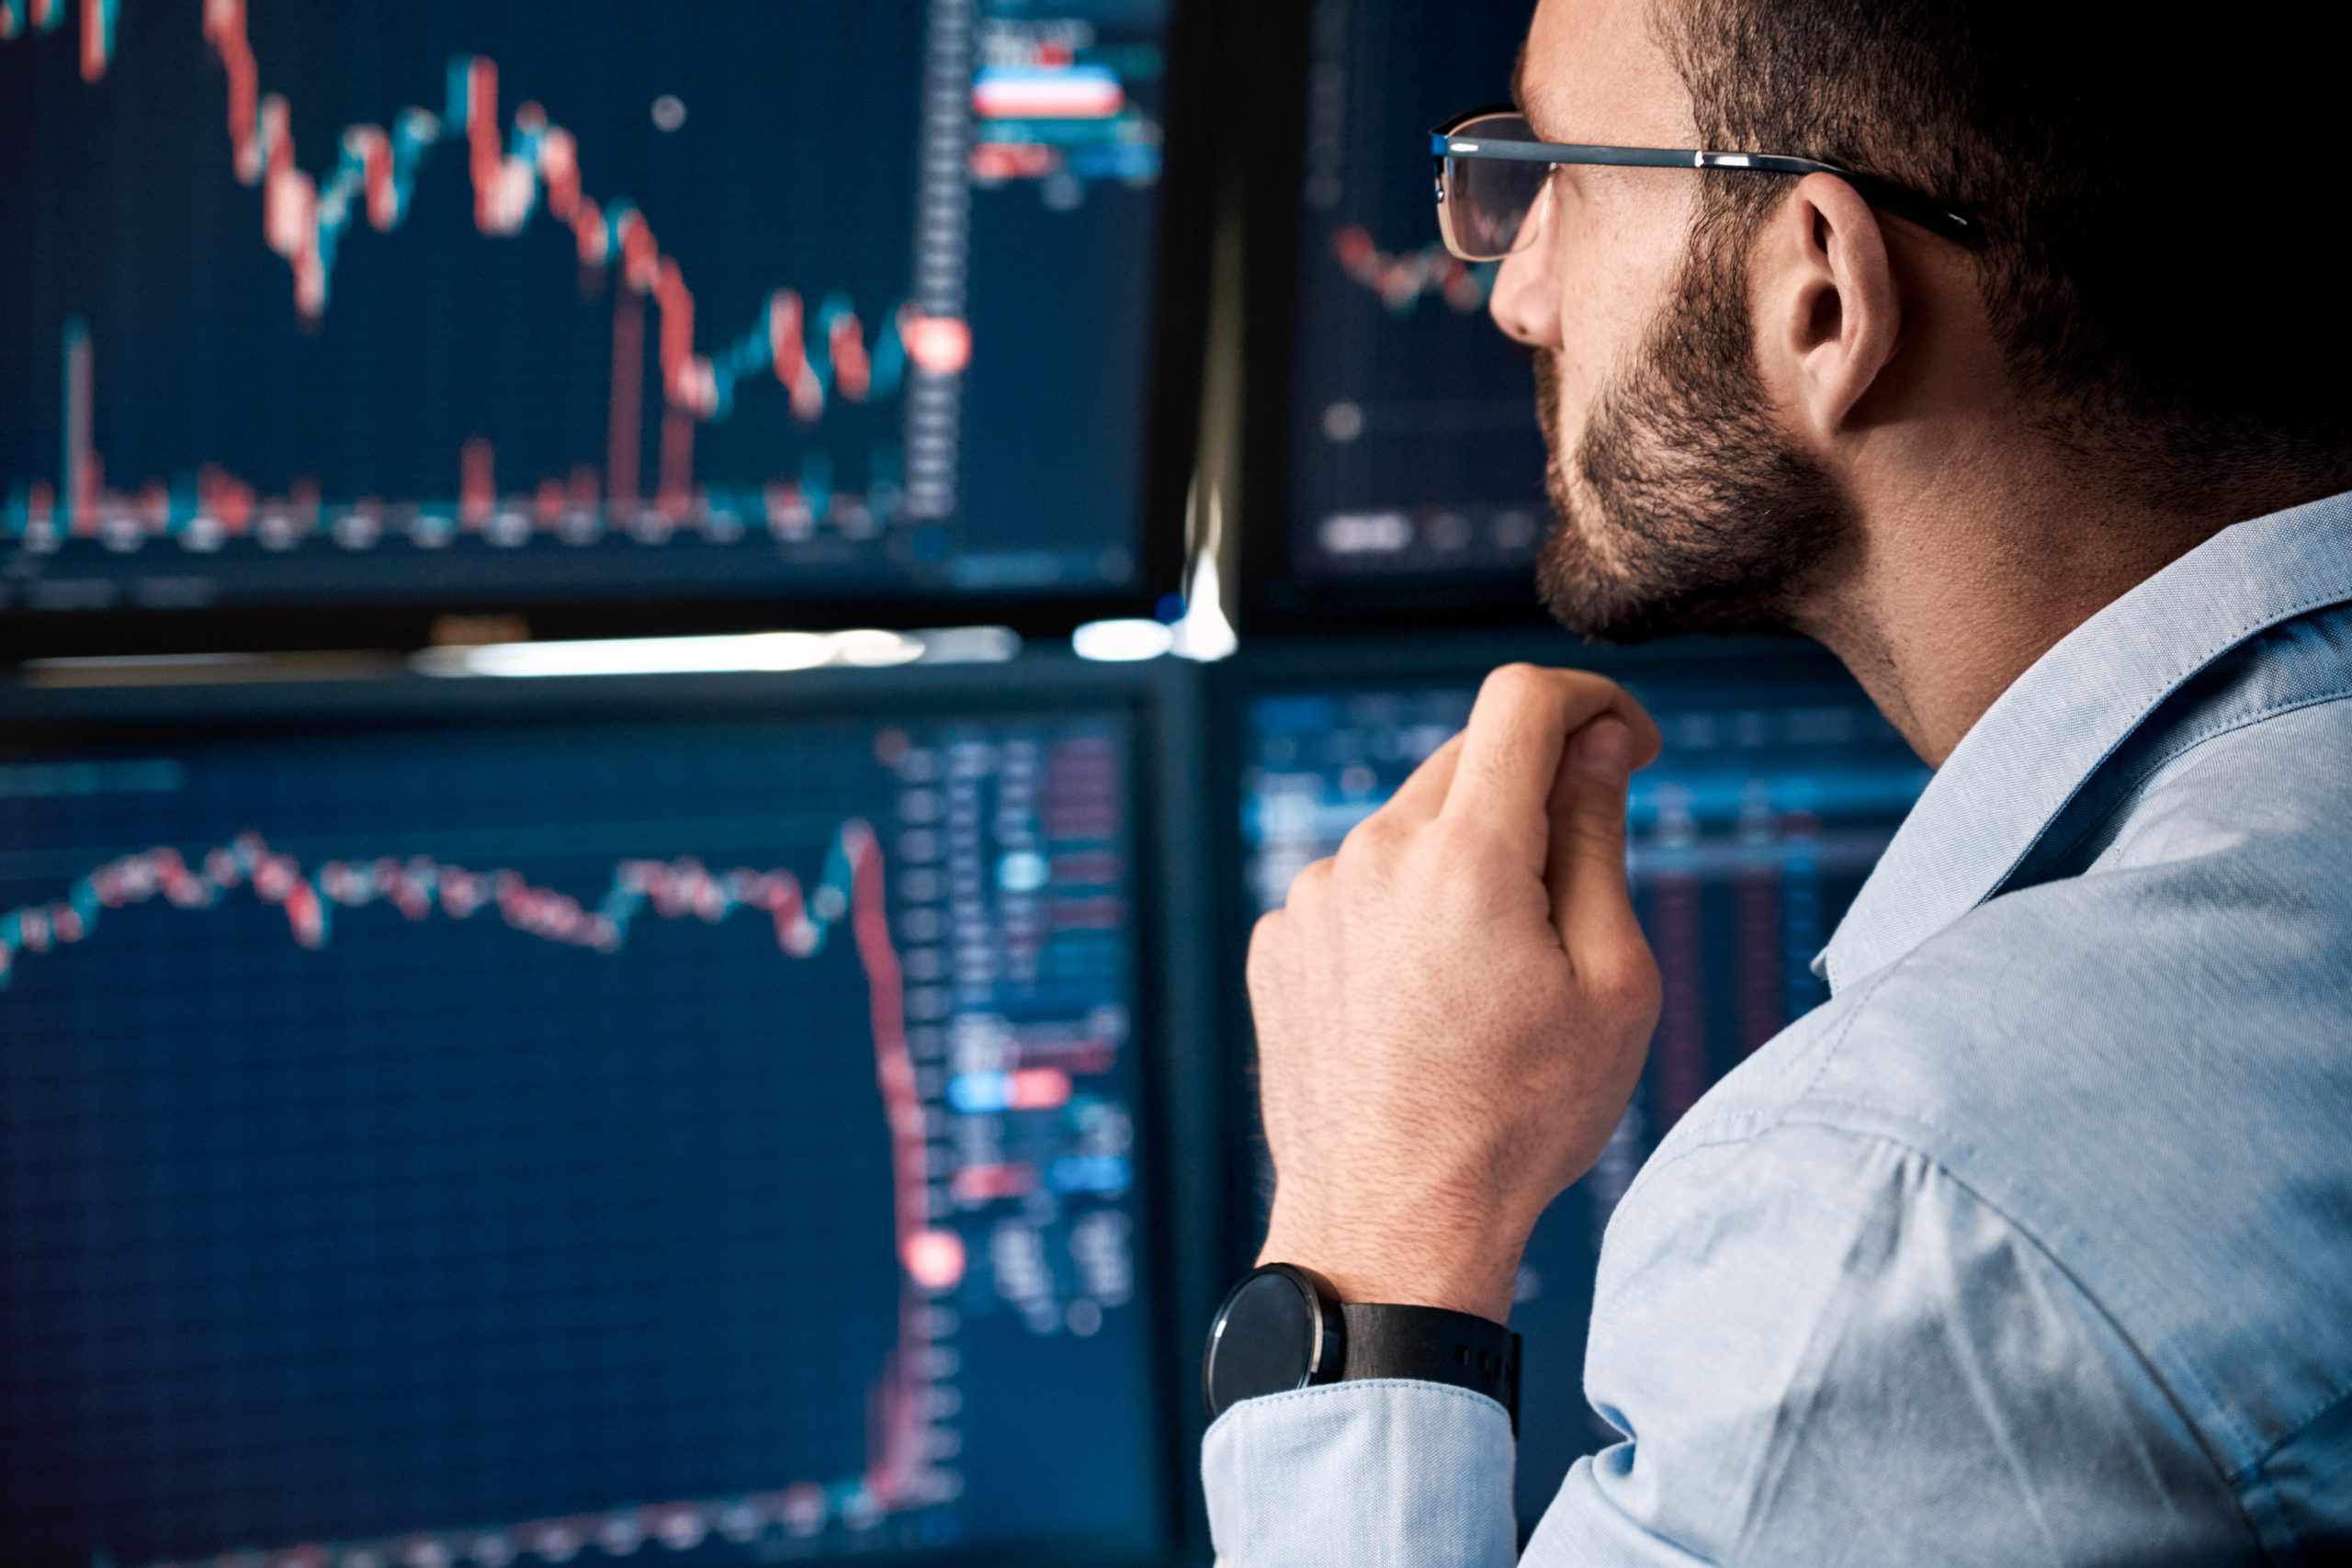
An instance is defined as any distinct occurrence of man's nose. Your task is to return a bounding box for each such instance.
[1488,241,1556,349]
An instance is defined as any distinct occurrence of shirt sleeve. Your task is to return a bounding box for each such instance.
[1201,1120,2256,1568]
[1202,1376,1519,1568]
[1530,1121,2253,1567]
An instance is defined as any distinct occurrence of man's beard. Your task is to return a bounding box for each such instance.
[1533,218,1849,642]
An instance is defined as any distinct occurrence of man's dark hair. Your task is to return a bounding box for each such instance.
[1658,3,2352,510]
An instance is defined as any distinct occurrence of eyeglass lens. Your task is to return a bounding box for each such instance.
[1439,112,1550,262]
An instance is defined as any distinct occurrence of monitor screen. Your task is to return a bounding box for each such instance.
[0,0,1190,645]
[0,677,1168,1567]
[1238,649,1930,1526]
[1253,0,1552,621]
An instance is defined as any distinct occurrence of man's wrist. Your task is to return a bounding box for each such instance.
[1256,1220,1521,1325]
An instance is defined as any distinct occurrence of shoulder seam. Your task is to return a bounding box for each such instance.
[1627,959,1901,1195]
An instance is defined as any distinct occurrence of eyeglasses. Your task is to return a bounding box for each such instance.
[1430,106,1981,262]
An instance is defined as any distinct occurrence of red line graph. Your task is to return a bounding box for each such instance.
[1,823,956,1565]
[1332,224,1498,316]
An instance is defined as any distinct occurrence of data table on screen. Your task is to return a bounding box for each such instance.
[1236,653,1931,1527]
[0,695,1166,1568]
[0,0,1188,643]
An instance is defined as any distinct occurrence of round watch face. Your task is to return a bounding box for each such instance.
[1203,1265,1330,1417]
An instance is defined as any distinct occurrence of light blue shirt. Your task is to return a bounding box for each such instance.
[1204,493,2352,1565]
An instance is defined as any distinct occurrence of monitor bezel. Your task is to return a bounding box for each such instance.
[0,653,1227,1568]
[0,0,1219,661]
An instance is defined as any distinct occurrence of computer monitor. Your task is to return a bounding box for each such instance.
[1240,0,1554,628]
[1227,635,1931,1528]
[0,660,1205,1568]
[0,0,1204,653]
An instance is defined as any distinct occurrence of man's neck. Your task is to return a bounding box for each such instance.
[1795,477,2307,767]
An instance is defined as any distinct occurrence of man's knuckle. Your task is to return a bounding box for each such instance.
[1480,661,1548,706]
[1336,814,1399,865]
[1429,812,1503,863]
[1284,856,1334,907]
[1589,947,1664,1022]
[1247,909,1286,962]
[1574,671,1628,702]
[1571,809,1627,859]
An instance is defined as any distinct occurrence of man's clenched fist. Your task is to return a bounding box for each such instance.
[1248,664,1665,1324]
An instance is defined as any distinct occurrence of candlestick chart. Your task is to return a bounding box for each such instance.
[1331,228,1495,317]
[0,702,1161,1568]
[1240,655,1930,1529]
[1277,0,1554,594]
[0,0,1175,626]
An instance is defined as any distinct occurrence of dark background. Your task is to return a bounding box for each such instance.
[1,0,1937,1562]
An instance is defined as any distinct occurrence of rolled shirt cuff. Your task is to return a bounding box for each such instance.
[1202,1379,1518,1568]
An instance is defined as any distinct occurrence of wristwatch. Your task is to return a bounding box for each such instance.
[1201,1262,1521,1431]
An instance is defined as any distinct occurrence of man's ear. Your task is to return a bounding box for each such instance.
[1759,172,1901,441]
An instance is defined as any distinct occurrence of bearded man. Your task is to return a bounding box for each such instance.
[1198,1,2352,1562]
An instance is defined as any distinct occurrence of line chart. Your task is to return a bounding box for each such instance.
[1,829,874,976]
[0,819,955,1567]
[1331,225,1497,316]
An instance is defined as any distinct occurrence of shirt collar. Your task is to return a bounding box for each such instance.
[1819,490,2352,992]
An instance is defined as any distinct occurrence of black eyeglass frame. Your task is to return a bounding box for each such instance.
[1430,105,1981,259]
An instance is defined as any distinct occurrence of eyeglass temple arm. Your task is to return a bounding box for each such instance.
[1430,132,1695,170]
[1429,133,1980,246]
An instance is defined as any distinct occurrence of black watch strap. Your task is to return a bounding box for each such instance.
[1339,1301,1521,1432]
